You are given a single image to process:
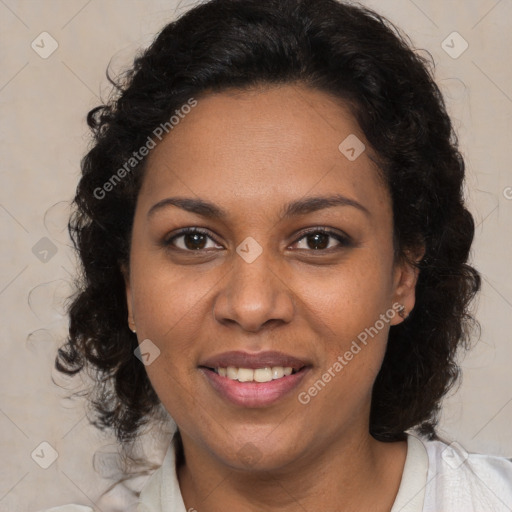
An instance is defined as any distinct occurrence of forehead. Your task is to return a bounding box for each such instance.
[138,84,390,219]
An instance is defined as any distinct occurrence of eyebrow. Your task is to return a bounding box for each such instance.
[147,194,370,220]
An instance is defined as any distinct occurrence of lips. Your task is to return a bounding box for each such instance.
[199,350,309,371]
[198,350,311,407]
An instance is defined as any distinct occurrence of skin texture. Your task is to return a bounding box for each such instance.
[124,83,422,511]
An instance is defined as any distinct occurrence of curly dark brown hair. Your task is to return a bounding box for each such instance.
[57,0,481,447]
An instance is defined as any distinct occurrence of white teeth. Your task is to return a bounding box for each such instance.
[215,366,295,382]
[271,366,284,379]
[226,366,238,379]
[237,368,254,382]
[254,368,273,382]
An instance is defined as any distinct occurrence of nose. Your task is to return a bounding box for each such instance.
[213,248,295,333]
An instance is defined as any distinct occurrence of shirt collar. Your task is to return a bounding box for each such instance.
[390,433,429,512]
[139,432,429,512]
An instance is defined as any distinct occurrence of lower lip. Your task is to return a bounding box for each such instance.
[200,367,310,408]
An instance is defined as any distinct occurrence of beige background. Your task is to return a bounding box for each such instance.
[0,0,511,510]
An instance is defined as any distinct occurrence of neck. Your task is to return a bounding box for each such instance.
[176,427,407,512]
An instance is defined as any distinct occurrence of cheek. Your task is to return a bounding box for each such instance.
[297,252,394,407]
[129,262,211,421]
[131,254,213,345]
[304,251,394,337]
[297,265,393,426]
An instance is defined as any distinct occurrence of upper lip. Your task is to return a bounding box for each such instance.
[199,351,310,370]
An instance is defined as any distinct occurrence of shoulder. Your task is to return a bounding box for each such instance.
[418,435,512,512]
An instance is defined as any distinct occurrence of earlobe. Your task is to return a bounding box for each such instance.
[391,246,424,325]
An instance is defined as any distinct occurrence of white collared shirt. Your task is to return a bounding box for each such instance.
[40,433,512,512]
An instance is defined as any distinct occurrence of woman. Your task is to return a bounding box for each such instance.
[44,0,512,510]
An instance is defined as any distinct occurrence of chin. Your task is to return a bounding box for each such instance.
[210,432,304,473]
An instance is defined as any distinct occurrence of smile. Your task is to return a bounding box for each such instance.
[198,350,311,407]
[212,366,297,382]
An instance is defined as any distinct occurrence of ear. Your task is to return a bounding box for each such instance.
[120,262,135,332]
[390,246,425,326]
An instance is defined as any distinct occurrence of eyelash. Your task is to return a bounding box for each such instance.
[163,227,352,253]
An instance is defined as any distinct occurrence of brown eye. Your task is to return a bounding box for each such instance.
[164,228,223,251]
[304,232,330,250]
[293,229,352,251]
[182,232,208,250]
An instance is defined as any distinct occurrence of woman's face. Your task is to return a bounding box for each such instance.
[124,84,419,470]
